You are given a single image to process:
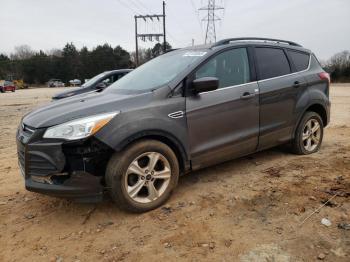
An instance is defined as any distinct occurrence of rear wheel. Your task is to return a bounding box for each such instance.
[292,111,323,155]
[105,140,179,212]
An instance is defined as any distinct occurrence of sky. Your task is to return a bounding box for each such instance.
[0,0,349,60]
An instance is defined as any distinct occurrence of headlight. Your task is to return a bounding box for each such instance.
[43,112,119,140]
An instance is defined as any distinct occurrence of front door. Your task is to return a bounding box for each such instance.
[185,47,260,170]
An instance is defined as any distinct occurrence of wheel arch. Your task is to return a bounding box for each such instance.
[115,130,190,175]
[293,102,328,139]
[305,103,328,126]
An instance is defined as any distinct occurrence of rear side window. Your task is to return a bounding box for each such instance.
[287,50,310,71]
[255,47,291,80]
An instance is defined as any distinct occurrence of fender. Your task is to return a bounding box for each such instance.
[117,129,189,171]
[94,96,190,169]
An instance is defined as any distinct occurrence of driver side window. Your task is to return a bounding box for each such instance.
[99,75,113,87]
[195,48,250,89]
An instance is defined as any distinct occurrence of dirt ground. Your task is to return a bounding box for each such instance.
[0,85,349,262]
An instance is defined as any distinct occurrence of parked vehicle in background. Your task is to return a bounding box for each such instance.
[52,69,132,100]
[13,79,28,89]
[0,80,16,92]
[47,79,65,87]
[69,79,81,86]
[17,38,330,212]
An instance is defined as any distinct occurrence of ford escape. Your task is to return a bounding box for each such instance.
[17,38,330,212]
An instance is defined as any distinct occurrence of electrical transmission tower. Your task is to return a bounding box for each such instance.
[199,0,224,44]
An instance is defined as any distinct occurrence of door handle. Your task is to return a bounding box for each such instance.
[293,81,300,88]
[240,92,255,100]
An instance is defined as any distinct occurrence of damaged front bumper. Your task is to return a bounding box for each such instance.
[25,172,103,202]
[16,124,111,202]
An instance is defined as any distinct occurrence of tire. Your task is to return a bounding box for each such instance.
[105,139,179,213]
[291,111,324,155]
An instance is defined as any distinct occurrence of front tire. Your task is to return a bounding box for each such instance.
[105,140,179,213]
[292,111,324,155]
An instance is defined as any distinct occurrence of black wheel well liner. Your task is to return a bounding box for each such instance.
[115,130,189,174]
[305,103,328,126]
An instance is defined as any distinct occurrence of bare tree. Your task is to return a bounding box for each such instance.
[324,50,350,82]
[11,45,34,60]
[47,48,63,57]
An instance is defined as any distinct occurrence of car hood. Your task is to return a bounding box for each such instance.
[23,91,153,128]
[52,86,88,99]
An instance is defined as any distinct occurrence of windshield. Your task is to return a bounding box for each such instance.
[108,49,207,92]
[82,72,107,87]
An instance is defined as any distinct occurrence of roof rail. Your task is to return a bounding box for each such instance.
[212,37,302,47]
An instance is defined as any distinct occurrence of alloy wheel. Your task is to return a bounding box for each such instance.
[124,152,171,204]
[302,118,321,152]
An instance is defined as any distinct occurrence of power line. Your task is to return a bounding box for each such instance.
[132,0,153,14]
[134,1,167,66]
[119,0,179,46]
[118,0,141,15]
[129,0,149,14]
[190,0,205,43]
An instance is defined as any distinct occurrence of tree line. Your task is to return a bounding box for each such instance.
[0,43,348,84]
[0,42,171,85]
[322,51,350,82]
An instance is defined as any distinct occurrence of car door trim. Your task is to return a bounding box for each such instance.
[200,81,259,95]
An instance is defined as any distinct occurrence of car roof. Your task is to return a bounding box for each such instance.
[104,69,133,74]
[183,37,311,54]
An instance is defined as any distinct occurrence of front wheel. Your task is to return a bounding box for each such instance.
[291,111,324,155]
[105,140,179,213]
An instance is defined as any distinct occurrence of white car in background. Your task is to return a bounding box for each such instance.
[47,79,65,87]
[69,79,81,86]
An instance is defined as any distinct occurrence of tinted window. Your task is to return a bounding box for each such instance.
[113,73,125,82]
[255,48,291,80]
[195,48,250,89]
[288,50,310,71]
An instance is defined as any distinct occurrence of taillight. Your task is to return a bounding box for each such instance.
[318,72,330,84]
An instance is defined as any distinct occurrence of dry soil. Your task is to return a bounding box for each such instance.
[0,85,349,261]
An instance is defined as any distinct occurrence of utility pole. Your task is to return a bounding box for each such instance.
[134,1,167,67]
[163,1,166,53]
[199,0,224,44]
[135,15,139,66]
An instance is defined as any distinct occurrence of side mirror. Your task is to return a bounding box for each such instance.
[95,82,106,90]
[192,77,219,93]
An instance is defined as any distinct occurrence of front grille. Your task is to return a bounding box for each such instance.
[28,154,58,176]
[17,143,25,176]
[17,124,65,178]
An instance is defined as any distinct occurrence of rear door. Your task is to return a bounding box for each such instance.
[186,47,260,169]
[255,47,308,150]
